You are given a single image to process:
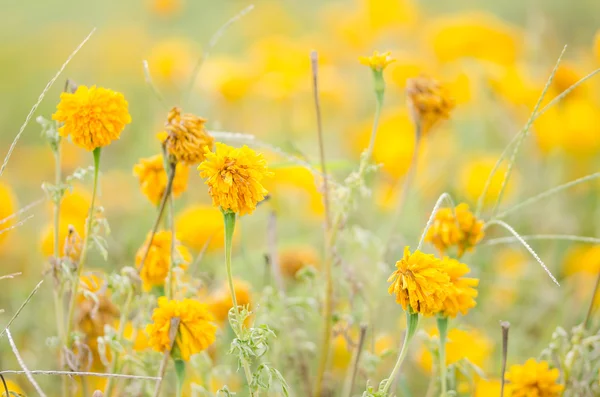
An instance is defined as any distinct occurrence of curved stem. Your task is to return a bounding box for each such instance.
[64,147,101,350]
[381,311,418,395]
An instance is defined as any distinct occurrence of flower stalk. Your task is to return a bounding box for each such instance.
[381,310,419,395]
[436,316,449,397]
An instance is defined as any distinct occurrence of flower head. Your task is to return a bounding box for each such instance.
[387,247,452,315]
[506,359,564,397]
[406,76,455,136]
[175,205,226,252]
[159,107,214,165]
[135,231,191,291]
[52,85,131,151]
[133,154,190,205]
[146,297,217,361]
[198,143,272,216]
[439,257,479,317]
[359,51,395,72]
[425,203,484,256]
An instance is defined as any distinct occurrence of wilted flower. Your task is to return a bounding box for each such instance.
[387,247,451,316]
[359,50,395,72]
[406,76,455,136]
[505,359,564,397]
[133,154,190,205]
[198,143,272,216]
[64,225,83,263]
[135,231,191,291]
[439,257,478,317]
[52,85,131,151]
[158,107,214,165]
[146,297,217,361]
[425,203,484,256]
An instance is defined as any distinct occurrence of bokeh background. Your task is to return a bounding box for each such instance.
[2,0,600,395]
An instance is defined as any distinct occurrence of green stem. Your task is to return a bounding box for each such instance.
[381,311,418,395]
[222,211,257,397]
[437,316,449,397]
[104,287,134,396]
[64,147,101,356]
[174,359,185,397]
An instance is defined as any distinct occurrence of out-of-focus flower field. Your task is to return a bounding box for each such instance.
[2,0,600,396]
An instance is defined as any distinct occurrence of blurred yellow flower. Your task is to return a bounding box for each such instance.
[2,379,23,395]
[475,379,509,397]
[122,322,150,352]
[388,54,427,89]
[426,12,520,65]
[146,297,217,361]
[279,246,320,278]
[488,64,539,109]
[387,247,451,315]
[594,30,600,64]
[149,0,182,16]
[331,334,353,373]
[148,38,196,84]
[425,203,485,256]
[505,359,564,397]
[0,182,17,245]
[359,50,395,71]
[419,327,492,372]
[440,257,478,317]
[406,75,455,136]
[159,107,215,165]
[208,279,252,324]
[264,165,324,216]
[53,85,131,151]
[199,56,257,102]
[135,230,191,291]
[176,205,226,252]
[552,62,586,98]
[198,143,272,216]
[563,245,600,276]
[459,155,517,207]
[133,154,190,205]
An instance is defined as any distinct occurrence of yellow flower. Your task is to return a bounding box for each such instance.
[505,359,564,397]
[148,38,196,84]
[208,279,252,324]
[359,51,395,71]
[331,334,353,373]
[148,0,182,16]
[175,205,227,252]
[279,246,320,278]
[406,75,455,136]
[563,245,600,276]
[133,154,190,205]
[135,231,191,291]
[52,85,131,151]
[475,379,510,397]
[387,247,451,315]
[419,327,492,373]
[198,143,272,216]
[2,379,23,395]
[594,30,600,64]
[425,12,520,65]
[439,257,478,317]
[121,321,150,352]
[146,297,217,361]
[459,155,518,207]
[0,182,17,245]
[425,203,484,256]
[159,107,215,165]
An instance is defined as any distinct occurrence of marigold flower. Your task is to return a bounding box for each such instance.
[505,359,564,397]
[0,182,17,246]
[359,50,395,71]
[146,297,217,361]
[198,143,272,216]
[387,247,452,315]
[419,327,492,372]
[133,154,190,205]
[406,76,455,136]
[279,246,320,278]
[175,205,226,252]
[52,85,131,151]
[425,203,484,256]
[159,107,215,165]
[135,231,191,291]
[439,258,478,317]
[208,279,252,324]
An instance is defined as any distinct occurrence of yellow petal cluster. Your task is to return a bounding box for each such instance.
[135,231,191,290]
[159,107,215,165]
[425,203,484,256]
[146,297,217,361]
[439,257,479,317]
[198,143,272,216]
[359,51,395,72]
[387,247,452,315]
[133,154,190,205]
[406,76,455,136]
[52,85,131,151]
[505,359,564,397]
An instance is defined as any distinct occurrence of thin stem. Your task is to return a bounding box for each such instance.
[500,321,510,397]
[310,50,332,231]
[342,324,367,397]
[0,280,44,339]
[65,148,101,345]
[166,162,177,300]
[584,274,600,329]
[0,374,9,397]
[381,311,419,395]
[152,318,180,397]
[437,316,449,397]
[104,288,134,396]
[266,211,284,294]
[174,359,185,397]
